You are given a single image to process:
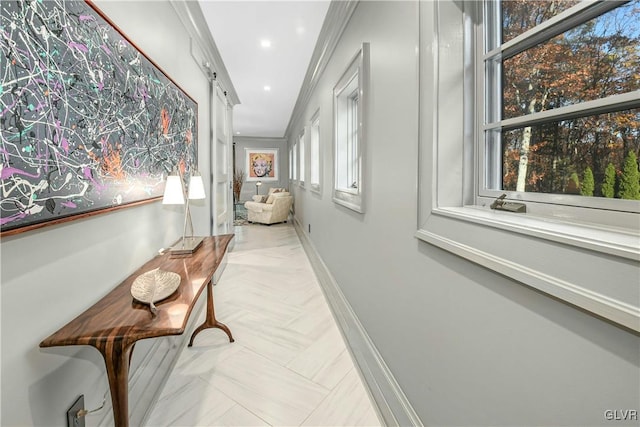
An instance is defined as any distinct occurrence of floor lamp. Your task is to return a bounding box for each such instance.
[163,169,206,255]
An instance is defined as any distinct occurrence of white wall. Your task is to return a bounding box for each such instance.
[233,136,289,202]
[0,2,214,425]
[289,1,640,426]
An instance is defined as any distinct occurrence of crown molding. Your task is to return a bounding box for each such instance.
[170,0,240,106]
[284,0,359,139]
[234,136,287,144]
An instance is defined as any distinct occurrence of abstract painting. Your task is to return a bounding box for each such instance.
[245,148,278,182]
[0,0,197,236]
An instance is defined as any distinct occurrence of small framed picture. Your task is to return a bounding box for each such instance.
[245,148,278,181]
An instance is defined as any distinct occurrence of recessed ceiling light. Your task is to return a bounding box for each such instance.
[296,27,305,35]
[260,39,271,48]
[263,85,271,92]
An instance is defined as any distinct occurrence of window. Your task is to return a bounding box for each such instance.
[299,130,306,187]
[481,0,640,218]
[333,43,369,213]
[310,110,321,193]
[337,81,359,191]
[289,146,293,180]
[417,1,639,332]
[292,140,298,181]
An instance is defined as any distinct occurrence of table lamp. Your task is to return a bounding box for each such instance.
[255,180,262,195]
[163,168,206,255]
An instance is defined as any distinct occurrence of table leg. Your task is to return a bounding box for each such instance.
[94,339,134,427]
[189,280,234,346]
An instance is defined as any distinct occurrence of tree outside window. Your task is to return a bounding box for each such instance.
[486,0,640,201]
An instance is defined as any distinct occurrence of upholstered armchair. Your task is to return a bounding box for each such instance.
[244,189,293,225]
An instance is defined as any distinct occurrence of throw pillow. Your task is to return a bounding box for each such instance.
[266,195,276,204]
[260,195,269,203]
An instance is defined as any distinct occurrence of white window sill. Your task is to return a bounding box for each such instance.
[333,189,363,213]
[416,205,640,332]
[434,206,639,261]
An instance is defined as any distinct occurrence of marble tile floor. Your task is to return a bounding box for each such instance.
[145,223,382,427]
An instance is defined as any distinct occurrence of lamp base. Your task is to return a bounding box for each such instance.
[169,236,204,256]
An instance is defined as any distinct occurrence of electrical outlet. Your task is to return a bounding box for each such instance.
[67,395,85,427]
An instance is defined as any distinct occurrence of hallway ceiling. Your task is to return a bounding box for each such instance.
[199,1,330,138]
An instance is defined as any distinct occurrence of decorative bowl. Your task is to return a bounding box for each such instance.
[131,268,181,314]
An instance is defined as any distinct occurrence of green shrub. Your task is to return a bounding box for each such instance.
[618,151,640,200]
[601,163,616,198]
[580,167,594,197]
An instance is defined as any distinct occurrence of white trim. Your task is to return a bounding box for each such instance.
[495,1,623,59]
[435,206,639,261]
[169,0,239,105]
[484,91,640,132]
[416,225,640,333]
[480,0,640,216]
[332,193,365,213]
[294,219,424,427]
[292,139,298,182]
[285,1,359,139]
[332,43,369,214]
[289,145,293,181]
[310,108,322,195]
[418,1,640,334]
[299,129,306,188]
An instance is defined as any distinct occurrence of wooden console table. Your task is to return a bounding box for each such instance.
[40,235,234,427]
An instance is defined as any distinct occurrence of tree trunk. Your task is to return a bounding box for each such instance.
[516,93,544,192]
[516,126,531,192]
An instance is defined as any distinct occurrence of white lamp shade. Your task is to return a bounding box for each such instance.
[188,174,206,200]
[162,174,185,204]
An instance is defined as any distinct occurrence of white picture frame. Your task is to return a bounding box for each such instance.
[245,148,279,182]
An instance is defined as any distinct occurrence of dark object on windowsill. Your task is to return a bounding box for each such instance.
[490,193,527,213]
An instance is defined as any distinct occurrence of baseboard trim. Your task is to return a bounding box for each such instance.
[293,218,423,427]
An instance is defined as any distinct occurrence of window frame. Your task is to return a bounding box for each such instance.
[299,129,306,188]
[479,0,640,225]
[416,0,640,333]
[333,43,369,213]
[292,139,298,182]
[289,145,293,181]
[310,109,321,194]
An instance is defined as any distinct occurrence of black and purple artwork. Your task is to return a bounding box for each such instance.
[0,0,197,235]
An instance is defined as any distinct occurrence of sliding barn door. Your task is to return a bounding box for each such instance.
[210,82,233,235]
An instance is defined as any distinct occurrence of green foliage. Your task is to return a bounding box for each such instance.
[601,163,616,198]
[566,172,580,194]
[580,167,594,197]
[499,1,640,198]
[618,151,640,200]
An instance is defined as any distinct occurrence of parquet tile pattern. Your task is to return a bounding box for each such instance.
[146,223,382,426]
